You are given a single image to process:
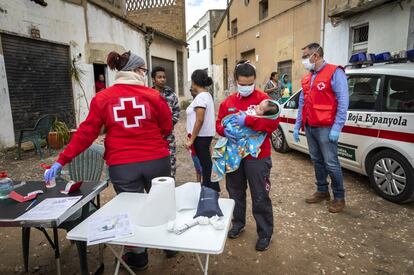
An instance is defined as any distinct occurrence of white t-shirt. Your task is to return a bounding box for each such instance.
[186,92,216,137]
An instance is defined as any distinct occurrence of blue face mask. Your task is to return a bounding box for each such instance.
[237,83,255,97]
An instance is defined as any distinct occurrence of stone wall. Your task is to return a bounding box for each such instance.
[127,0,185,41]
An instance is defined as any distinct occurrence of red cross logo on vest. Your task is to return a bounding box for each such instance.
[113,97,146,128]
[246,104,257,115]
[317,82,326,91]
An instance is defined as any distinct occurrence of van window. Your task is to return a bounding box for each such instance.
[348,75,381,111]
[284,91,301,109]
[383,77,414,113]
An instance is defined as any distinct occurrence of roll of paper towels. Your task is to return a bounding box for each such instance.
[136,177,176,227]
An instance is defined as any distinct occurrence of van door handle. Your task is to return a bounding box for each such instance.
[356,122,373,128]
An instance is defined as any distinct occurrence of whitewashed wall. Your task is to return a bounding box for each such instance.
[0,55,15,149]
[0,1,148,148]
[85,3,146,121]
[324,1,412,66]
[187,13,211,81]
[0,0,86,148]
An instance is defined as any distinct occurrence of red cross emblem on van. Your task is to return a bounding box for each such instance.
[113,97,146,128]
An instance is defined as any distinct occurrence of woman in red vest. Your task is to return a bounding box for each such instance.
[45,50,173,269]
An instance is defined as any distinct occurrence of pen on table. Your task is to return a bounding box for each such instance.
[25,199,37,211]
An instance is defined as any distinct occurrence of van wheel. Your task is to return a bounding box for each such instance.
[271,127,290,153]
[367,149,414,203]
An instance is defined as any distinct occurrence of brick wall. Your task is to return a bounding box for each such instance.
[127,0,185,41]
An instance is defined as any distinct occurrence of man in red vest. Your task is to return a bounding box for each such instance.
[294,43,349,213]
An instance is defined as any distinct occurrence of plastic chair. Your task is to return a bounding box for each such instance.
[67,143,107,182]
[17,115,55,159]
[22,144,108,274]
[61,144,108,274]
[59,144,107,230]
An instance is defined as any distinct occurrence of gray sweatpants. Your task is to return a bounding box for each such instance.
[225,157,274,238]
[108,156,171,254]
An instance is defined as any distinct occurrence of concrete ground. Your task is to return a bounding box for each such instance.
[0,115,413,275]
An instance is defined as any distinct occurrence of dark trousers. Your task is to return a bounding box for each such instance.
[193,136,220,192]
[109,156,171,194]
[226,157,273,238]
[108,157,171,254]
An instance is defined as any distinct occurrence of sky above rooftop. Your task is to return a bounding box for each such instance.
[185,0,227,31]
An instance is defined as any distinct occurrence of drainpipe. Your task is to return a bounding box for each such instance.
[82,0,90,44]
[144,26,154,86]
[320,0,325,47]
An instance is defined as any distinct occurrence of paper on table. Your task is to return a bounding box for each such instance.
[87,212,133,246]
[136,177,176,227]
[175,182,201,211]
[15,196,82,221]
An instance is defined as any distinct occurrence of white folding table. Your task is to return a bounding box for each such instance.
[67,192,235,275]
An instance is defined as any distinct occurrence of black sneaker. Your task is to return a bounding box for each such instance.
[122,251,148,271]
[228,226,245,239]
[255,237,272,251]
[164,250,178,258]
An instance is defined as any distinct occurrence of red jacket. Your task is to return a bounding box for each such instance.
[95,81,106,93]
[57,84,172,166]
[216,89,279,159]
[301,64,339,128]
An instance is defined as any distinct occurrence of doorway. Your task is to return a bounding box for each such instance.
[93,64,107,93]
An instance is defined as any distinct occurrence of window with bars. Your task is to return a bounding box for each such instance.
[352,24,369,53]
[126,0,177,11]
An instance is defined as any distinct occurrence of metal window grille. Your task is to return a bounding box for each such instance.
[353,25,369,43]
[352,24,369,54]
[126,0,177,11]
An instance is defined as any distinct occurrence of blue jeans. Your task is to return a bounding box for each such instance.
[305,125,345,199]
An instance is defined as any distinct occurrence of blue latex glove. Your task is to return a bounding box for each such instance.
[293,128,300,143]
[44,162,62,182]
[234,112,247,127]
[224,128,237,143]
[329,130,340,143]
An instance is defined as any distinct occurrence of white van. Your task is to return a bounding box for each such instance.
[272,63,414,203]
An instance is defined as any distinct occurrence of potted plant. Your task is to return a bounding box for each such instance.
[48,119,70,149]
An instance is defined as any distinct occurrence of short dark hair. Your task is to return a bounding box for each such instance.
[263,100,279,116]
[270,72,278,80]
[302,42,324,57]
[234,59,256,80]
[151,66,165,79]
[191,69,213,87]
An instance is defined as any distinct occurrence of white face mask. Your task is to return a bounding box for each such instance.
[237,83,255,97]
[302,58,315,71]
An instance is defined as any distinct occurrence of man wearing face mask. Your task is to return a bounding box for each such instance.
[293,43,349,213]
[216,60,279,251]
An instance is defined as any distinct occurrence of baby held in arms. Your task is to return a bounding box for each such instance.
[212,99,280,182]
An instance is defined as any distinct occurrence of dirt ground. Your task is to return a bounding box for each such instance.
[0,113,413,275]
